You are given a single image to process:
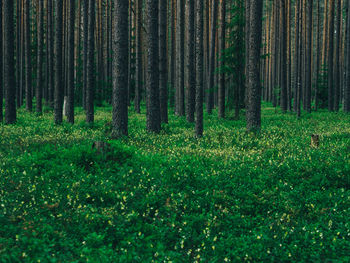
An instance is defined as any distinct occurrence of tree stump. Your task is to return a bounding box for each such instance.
[311,134,320,148]
[92,141,111,155]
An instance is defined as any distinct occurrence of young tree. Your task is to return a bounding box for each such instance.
[67,0,75,123]
[4,0,17,124]
[186,0,195,123]
[159,0,168,123]
[112,0,129,137]
[36,0,44,113]
[146,0,161,133]
[86,0,95,123]
[196,0,204,137]
[246,0,263,132]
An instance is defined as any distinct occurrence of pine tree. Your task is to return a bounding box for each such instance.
[86,0,95,123]
[112,0,129,137]
[36,0,44,114]
[159,0,168,123]
[67,0,75,123]
[186,0,195,123]
[25,0,32,111]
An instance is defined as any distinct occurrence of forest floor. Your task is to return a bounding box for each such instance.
[0,104,349,262]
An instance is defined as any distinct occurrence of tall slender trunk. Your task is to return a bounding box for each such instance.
[315,0,320,110]
[67,0,75,123]
[196,0,204,137]
[86,0,95,123]
[305,0,313,113]
[207,0,218,114]
[186,0,195,122]
[176,0,185,116]
[146,0,161,133]
[280,0,287,112]
[0,2,3,122]
[334,0,341,111]
[25,0,32,111]
[36,0,44,113]
[134,0,142,113]
[54,0,64,124]
[328,0,335,111]
[83,0,89,110]
[113,0,129,136]
[218,0,226,118]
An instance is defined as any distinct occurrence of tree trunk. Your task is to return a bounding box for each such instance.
[328,0,335,111]
[146,0,161,133]
[112,0,129,136]
[344,0,350,112]
[196,0,204,137]
[207,0,218,115]
[186,0,195,122]
[135,0,142,113]
[176,0,185,116]
[0,1,3,122]
[160,0,168,123]
[218,0,226,118]
[246,0,263,132]
[4,0,17,124]
[86,0,95,123]
[280,0,287,112]
[25,0,32,111]
[36,0,44,114]
[305,0,313,113]
[334,0,341,111]
[67,0,75,123]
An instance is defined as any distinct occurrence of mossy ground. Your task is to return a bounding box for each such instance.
[0,104,349,262]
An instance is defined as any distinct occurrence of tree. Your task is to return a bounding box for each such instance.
[54,0,63,124]
[112,0,129,137]
[196,0,204,137]
[176,0,185,116]
[305,0,313,113]
[47,0,54,106]
[67,0,75,123]
[345,0,350,112]
[25,0,32,111]
[146,0,161,133]
[328,0,335,111]
[134,0,142,113]
[280,0,287,112]
[159,0,168,123]
[218,0,226,119]
[334,0,341,111]
[36,0,44,114]
[83,0,89,110]
[0,1,3,122]
[4,0,17,124]
[207,0,218,114]
[186,0,195,123]
[246,0,263,132]
[86,0,95,123]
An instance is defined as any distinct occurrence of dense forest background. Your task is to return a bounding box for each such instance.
[0,0,349,132]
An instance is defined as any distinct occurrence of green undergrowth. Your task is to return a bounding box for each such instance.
[0,104,349,262]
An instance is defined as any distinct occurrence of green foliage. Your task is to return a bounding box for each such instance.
[0,105,349,262]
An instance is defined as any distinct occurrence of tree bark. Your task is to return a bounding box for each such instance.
[246,0,263,132]
[160,0,168,123]
[196,0,204,137]
[334,0,341,111]
[305,0,313,113]
[146,0,161,133]
[186,0,195,122]
[36,0,44,114]
[112,0,129,136]
[176,0,185,116]
[328,0,335,111]
[218,0,226,118]
[67,0,75,123]
[86,0,95,123]
[135,0,142,113]
[25,0,32,111]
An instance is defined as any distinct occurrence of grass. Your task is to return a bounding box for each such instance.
[0,104,349,262]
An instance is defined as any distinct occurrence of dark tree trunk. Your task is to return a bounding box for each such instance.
[86,0,95,123]
[0,1,3,122]
[304,0,313,113]
[159,0,168,123]
[315,0,320,110]
[207,0,218,115]
[146,0,161,133]
[83,0,89,110]
[54,0,64,124]
[135,0,142,113]
[186,0,195,123]
[246,0,263,132]
[4,0,17,124]
[36,0,44,114]
[280,0,287,112]
[67,0,75,123]
[16,0,21,109]
[112,0,129,137]
[328,0,335,111]
[176,0,185,116]
[218,0,226,118]
[345,0,350,112]
[334,0,341,111]
[195,0,204,137]
[25,0,32,111]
